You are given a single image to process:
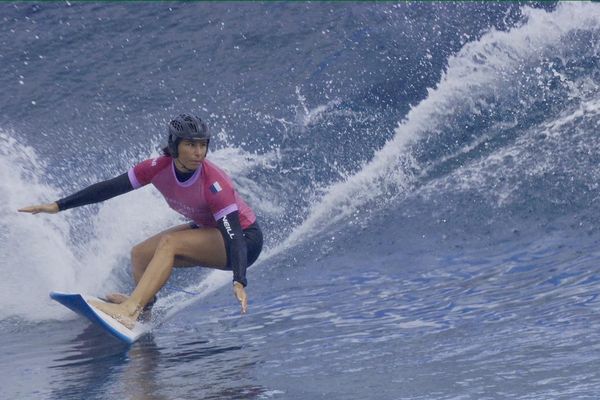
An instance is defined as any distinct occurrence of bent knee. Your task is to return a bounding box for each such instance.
[131,242,146,261]
[131,238,164,263]
[155,233,178,253]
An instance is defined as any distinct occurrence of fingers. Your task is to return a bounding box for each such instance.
[233,285,248,314]
[240,295,248,314]
[18,203,58,214]
[18,206,39,214]
[237,290,248,314]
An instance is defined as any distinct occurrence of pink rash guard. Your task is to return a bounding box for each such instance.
[128,156,256,229]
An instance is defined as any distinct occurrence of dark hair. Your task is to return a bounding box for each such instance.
[162,145,173,157]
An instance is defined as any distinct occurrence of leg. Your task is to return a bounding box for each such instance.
[132,223,196,283]
[106,223,194,304]
[90,227,226,328]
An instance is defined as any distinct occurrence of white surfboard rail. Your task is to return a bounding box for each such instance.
[50,291,148,344]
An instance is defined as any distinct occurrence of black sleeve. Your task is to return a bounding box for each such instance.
[56,172,134,211]
[216,210,248,287]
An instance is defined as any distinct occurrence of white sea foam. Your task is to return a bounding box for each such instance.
[0,131,78,320]
[210,146,284,217]
[273,2,600,248]
[0,135,278,322]
[294,86,342,128]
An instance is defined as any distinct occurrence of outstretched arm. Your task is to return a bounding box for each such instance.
[216,210,249,313]
[19,172,134,214]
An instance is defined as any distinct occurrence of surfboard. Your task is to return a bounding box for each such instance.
[49,291,147,344]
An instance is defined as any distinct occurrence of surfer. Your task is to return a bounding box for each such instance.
[19,114,263,328]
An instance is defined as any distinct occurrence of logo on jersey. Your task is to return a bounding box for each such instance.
[222,215,235,239]
[209,181,222,194]
[151,157,158,167]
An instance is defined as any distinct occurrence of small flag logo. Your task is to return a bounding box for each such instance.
[210,181,222,193]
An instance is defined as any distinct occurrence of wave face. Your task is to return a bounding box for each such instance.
[270,2,600,258]
[1,0,598,317]
[2,2,600,398]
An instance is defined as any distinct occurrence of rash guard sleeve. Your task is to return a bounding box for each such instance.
[216,210,248,287]
[56,173,134,211]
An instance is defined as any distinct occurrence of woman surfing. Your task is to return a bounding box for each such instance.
[19,114,263,328]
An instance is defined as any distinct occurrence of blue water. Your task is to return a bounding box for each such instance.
[2,2,600,399]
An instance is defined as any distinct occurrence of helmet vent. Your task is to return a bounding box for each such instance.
[167,114,209,146]
[182,115,199,133]
[170,120,184,132]
[187,122,198,133]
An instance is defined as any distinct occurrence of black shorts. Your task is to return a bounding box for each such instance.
[189,220,263,268]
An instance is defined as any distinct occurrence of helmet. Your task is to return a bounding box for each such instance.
[167,114,210,158]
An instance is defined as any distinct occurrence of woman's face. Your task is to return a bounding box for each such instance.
[176,139,208,171]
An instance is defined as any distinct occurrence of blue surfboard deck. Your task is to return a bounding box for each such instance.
[50,291,148,344]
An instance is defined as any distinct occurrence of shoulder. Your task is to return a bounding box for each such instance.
[202,159,232,181]
[202,159,235,195]
[130,155,172,187]
[149,155,172,169]
[135,155,172,171]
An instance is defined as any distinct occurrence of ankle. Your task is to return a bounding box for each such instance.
[122,301,143,316]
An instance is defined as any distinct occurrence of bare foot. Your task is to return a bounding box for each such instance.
[89,300,138,329]
[105,293,129,304]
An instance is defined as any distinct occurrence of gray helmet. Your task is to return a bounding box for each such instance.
[167,114,210,158]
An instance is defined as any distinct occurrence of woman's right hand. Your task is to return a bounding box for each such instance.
[18,202,59,214]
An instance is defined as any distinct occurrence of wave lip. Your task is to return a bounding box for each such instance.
[278,2,600,251]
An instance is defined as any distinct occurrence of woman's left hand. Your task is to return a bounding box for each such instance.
[233,282,248,314]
